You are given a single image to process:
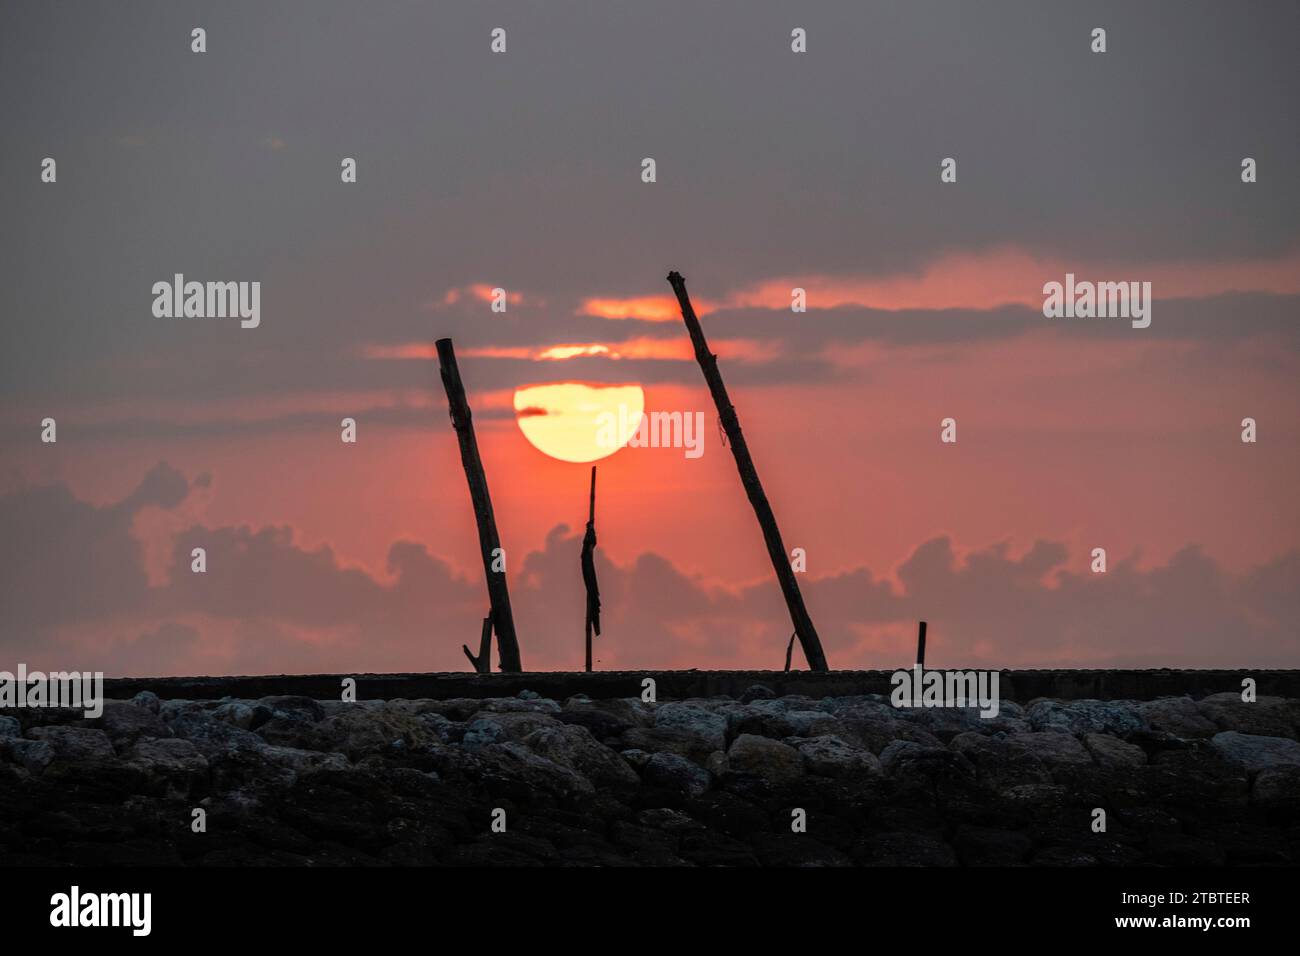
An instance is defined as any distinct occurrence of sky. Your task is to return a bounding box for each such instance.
[1,0,1297,675]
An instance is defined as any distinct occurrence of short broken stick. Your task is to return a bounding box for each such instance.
[462,614,493,674]
[784,632,796,672]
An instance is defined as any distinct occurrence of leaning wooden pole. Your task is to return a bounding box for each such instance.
[436,338,523,672]
[666,271,830,671]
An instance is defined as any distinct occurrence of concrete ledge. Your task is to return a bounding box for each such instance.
[100,669,1300,702]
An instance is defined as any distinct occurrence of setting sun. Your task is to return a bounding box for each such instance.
[512,382,645,463]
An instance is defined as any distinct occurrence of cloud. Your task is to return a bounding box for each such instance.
[4,466,1297,674]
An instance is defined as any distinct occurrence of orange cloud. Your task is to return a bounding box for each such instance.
[364,338,778,364]
[580,294,716,321]
[728,246,1300,313]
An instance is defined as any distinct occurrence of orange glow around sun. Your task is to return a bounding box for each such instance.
[512,382,645,463]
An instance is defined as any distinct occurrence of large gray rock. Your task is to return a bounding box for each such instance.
[1026,699,1146,737]
[1209,732,1300,773]
[1083,733,1146,768]
[949,732,1053,788]
[1198,695,1300,740]
[727,734,804,784]
[837,716,942,755]
[211,699,270,730]
[4,738,54,772]
[317,709,441,759]
[130,690,162,714]
[654,702,728,751]
[125,737,209,784]
[0,716,20,738]
[479,697,561,715]
[462,712,557,748]
[1252,765,1300,809]
[1139,697,1218,739]
[481,742,595,795]
[642,752,712,796]
[790,734,881,778]
[97,701,171,743]
[522,724,639,789]
[1008,732,1094,767]
[619,725,717,762]
[28,725,116,761]
[256,696,325,723]
[169,711,278,757]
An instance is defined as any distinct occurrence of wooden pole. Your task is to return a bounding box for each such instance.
[666,271,830,671]
[916,620,927,668]
[581,465,600,672]
[462,614,492,674]
[436,338,523,672]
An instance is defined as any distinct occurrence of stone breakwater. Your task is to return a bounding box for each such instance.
[2,688,1299,866]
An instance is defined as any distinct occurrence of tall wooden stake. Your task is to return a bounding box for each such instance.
[436,338,523,672]
[581,465,601,672]
[667,271,830,671]
[916,620,927,667]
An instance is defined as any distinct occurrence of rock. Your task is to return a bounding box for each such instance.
[726,734,804,785]
[256,696,324,723]
[482,742,595,795]
[0,716,20,738]
[317,699,385,717]
[901,706,1029,741]
[1009,732,1094,767]
[125,738,209,783]
[619,748,651,770]
[1252,765,1300,810]
[518,689,542,700]
[705,750,729,776]
[1139,697,1218,739]
[168,711,276,757]
[837,717,942,754]
[949,732,1052,788]
[740,684,775,703]
[256,716,336,750]
[1198,695,1299,740]
[462,712,557,748]
[619,726,716,762]
[479,697,561,715]
[211,699,271,730]
[1083,733,1147,768]
[783,710,841,737]
[3,738,54,772]
[1209,731,1300,774]
[28,726,116,761]
[555,708,631,740]
[522,724,639,789]
[97,701,170,743]
[790,735,881,778]
[130,690,162,714]
[654,702,728,751]
[318,710,441,760]
[636,808,704,831]
[158,699,206,722]
[642,752,711,797]
[1026,699,1146,737]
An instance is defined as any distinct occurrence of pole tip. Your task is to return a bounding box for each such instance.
[666,270,684,284]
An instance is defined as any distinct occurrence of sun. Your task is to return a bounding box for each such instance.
[513,382,645,463]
